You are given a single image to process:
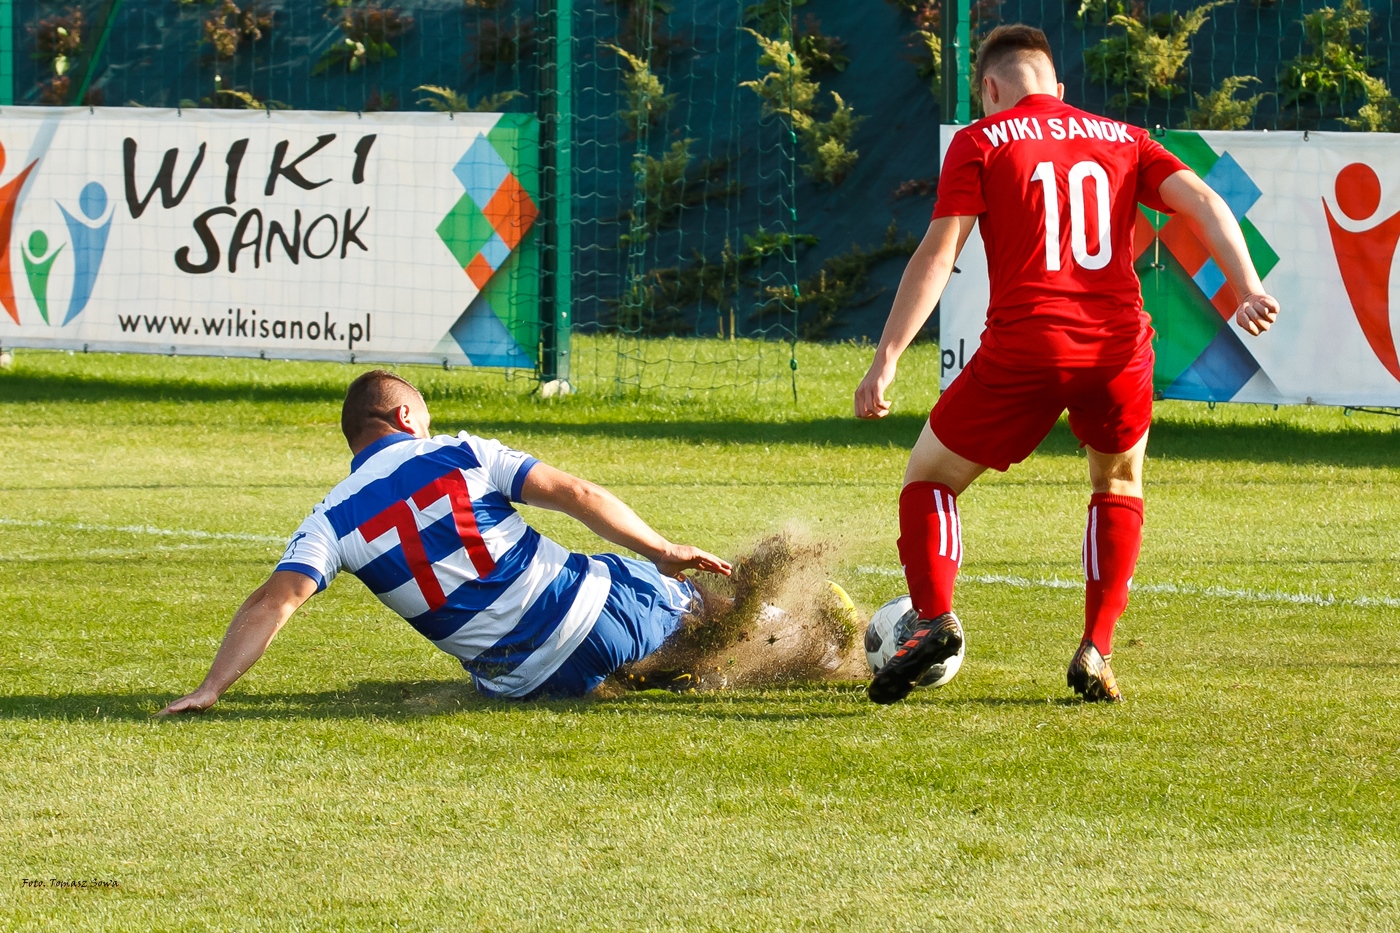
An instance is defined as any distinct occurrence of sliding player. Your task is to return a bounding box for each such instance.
[159,370,731,713]
[855,25,1279,703]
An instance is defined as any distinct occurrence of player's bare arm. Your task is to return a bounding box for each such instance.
[156,570,317,716]
[1158,170,1280,336]
[855,215,977,419]
[521,462,731,579]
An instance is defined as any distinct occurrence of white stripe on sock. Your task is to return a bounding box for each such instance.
[950,499,963,565]
[1082,522,1089,579]
[1088,506,1100,582]
[933,488,948,558]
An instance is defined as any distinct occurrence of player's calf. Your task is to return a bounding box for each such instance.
[1081,492,1143,658]
[898,481,964,621]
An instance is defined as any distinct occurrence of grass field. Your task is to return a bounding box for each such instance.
[3,342,1400,931]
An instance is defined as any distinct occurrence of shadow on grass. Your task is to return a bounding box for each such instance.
[601,687,872,721]
[6,365,1395,466]
[935,695,1083,708]
[0,679,873,722]
[0,367,526,408]
[462,414,1399,467]
[0,369,346,406]
[0,682,488,722]
[453,414,930,450]
[1020,419,1400,469]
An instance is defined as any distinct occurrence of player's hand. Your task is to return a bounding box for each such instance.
[854,362,895,419]
[155,688,219,717]
[653,545,732,579]
[1235,293,1279,336]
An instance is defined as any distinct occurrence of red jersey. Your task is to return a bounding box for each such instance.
[933,94,1188,366]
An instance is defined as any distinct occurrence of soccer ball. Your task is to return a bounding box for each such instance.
[863,595,964,688]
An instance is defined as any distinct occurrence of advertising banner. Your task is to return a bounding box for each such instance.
[940,126,1400,407]
[0,108,540,368]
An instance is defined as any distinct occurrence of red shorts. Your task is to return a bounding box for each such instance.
[930,345,1154,472]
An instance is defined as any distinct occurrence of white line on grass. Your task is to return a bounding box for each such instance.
[1,543,233,561]
[853,566,1400,609]
[0,518,285,545]
[6,518,1393,609]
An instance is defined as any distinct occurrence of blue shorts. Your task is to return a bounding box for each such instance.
[523,554,698,700]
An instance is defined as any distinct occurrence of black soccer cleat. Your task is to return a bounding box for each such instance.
[868,612,963,705]
[1067,638,1123,703]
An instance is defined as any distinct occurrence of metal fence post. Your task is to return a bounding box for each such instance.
[939,0,971,124]
[0,0,12,106]
[539,0,573,386]
[74,0,124,105]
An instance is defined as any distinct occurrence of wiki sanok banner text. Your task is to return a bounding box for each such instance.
[0,108,540,369]
[940,126,1400,407]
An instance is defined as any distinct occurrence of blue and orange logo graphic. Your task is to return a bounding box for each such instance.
[1323,162,1400,384]
[434,124,539,368]
[1134,133,1280,402]
[436,135,538,291]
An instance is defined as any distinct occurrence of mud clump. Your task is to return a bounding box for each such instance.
[614,532,867,693]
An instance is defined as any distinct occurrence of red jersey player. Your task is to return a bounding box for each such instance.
[855,25,1279,704]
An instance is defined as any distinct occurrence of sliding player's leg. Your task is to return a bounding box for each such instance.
[617,573,734,690]
[524,555,699,699]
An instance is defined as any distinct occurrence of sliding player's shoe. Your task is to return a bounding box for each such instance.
[867,612,963,705]
[1067,638,1123,703]
[825,581,861,646]
[624,669,697,692]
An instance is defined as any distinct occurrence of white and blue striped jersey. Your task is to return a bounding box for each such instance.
[275,432,613,698]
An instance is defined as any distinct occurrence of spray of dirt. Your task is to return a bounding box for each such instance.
[608,532,870,694]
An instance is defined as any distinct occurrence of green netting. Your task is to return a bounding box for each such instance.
[11,0,549,383]
[11,0,1400,398]
[12,0,807,397]
[922,0,1400,132]
[561,0,802,399]
[15,2,536,114]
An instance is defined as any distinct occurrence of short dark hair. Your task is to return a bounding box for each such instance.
[341,370,423,445]
[975,24,1055,89]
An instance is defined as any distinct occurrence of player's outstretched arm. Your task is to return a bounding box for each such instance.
[855,215,977,419]
[521,463,732,580]
[1158,170,1280,336]
[156,571,318,716]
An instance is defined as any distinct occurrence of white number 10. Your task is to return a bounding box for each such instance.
[1031,160,1112,272]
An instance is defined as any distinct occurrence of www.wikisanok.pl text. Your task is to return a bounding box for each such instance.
[117,309,373,348]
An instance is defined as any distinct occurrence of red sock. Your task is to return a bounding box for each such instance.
[898,482,962,620]
[1083,493,1144,656]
